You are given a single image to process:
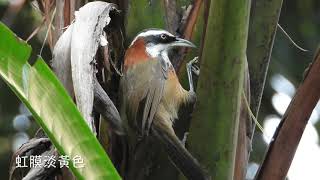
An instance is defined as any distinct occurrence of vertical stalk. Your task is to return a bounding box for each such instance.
[247,0,283,118]
[188,0,251,179]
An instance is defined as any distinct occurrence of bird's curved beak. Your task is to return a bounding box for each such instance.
[171,37,196,48]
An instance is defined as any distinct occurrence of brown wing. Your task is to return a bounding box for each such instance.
[122,59,167,136]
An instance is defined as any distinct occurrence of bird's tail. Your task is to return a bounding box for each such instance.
[152,123,210,180]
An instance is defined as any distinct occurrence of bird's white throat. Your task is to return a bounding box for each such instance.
[146,44,172,68]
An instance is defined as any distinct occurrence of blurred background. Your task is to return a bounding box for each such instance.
[0,0,319,179]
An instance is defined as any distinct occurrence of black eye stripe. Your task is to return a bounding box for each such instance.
[158,34,176,43]
[144,34,176,44]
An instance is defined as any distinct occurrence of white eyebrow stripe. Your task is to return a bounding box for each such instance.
[130,30,174,46]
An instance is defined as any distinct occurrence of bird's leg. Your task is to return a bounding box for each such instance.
[186,57,199,92]
[182,132,189,147]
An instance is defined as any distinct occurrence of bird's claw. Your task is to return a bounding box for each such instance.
[187,57,198,67]
[186,57,200,93]
[187,57,200,76]
[192,65,200,76]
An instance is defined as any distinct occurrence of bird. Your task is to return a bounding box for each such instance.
[120,29,208,180]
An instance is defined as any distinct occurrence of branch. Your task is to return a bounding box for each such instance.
[255,48,320,180]
[179,0,203,40]
[163,0,180,34]
[53,0,64,47]
[9,130,52,180]
[22,147,60,180]
[172,0,203,71]
[93,77,125,135]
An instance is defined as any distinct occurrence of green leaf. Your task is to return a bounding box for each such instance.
[0,22,120,180]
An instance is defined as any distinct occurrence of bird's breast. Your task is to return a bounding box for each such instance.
[161,69,189,116]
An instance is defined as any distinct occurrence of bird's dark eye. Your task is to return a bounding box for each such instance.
[160,34,167,40]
